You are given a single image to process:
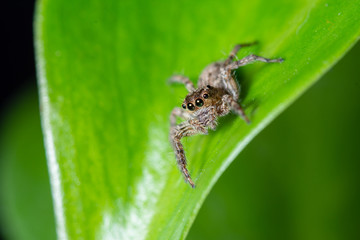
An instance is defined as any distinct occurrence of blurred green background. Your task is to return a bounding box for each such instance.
[1,37,359,240]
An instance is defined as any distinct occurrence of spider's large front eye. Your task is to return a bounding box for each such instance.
[187,103,195,111]
[195,99,204,107]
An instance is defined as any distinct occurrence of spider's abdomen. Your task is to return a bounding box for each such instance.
[197,61,240,100]
[197,62,224,89]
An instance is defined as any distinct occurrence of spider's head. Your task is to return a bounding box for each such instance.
[182,85,216,112]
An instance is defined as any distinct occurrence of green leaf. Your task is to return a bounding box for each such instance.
[189,42,360,240]
[0,90,56,240]
[35,0,360,239]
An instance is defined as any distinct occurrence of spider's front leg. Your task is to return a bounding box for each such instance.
[170,119,208,188]
[168,75,195,92]
[222,94,250,124]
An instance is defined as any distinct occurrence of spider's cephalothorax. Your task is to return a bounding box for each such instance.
[169,43,283,188]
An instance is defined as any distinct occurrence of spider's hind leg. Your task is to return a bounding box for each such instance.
[224,42,258,65]
[227,54,284,70]
[222,43,257,99]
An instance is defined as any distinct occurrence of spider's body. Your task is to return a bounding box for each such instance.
[169,43,283,188]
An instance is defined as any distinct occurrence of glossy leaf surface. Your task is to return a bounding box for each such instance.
[35,0,360,239]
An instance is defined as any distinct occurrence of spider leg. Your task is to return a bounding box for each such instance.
[170,107,191,127]
[168,75,195,92]
[224,42,257,65]
[227,54,283,70]
[170,119,208,188]
[220,68,240,100]
[222,94,250,124]
[221,44,258,100]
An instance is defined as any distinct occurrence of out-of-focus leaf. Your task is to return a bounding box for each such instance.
[0,90,56,240]
[35,0,360,239]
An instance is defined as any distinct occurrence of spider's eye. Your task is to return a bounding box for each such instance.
[182,104,186,109]
[203,93,209,99]
[207,85,212,89]
[187,103,195,111]
[195,99,204,107]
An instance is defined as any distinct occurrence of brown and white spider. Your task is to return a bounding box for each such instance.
[169,43,283,188]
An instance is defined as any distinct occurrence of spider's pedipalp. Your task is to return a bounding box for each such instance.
[170,107,191,127]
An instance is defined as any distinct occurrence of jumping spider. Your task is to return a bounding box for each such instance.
[169,43,283,188]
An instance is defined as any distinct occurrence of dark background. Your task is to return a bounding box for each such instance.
[1,1,36,240]
[1,1,36,120]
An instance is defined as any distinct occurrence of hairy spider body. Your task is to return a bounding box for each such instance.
[169,43,283,188]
